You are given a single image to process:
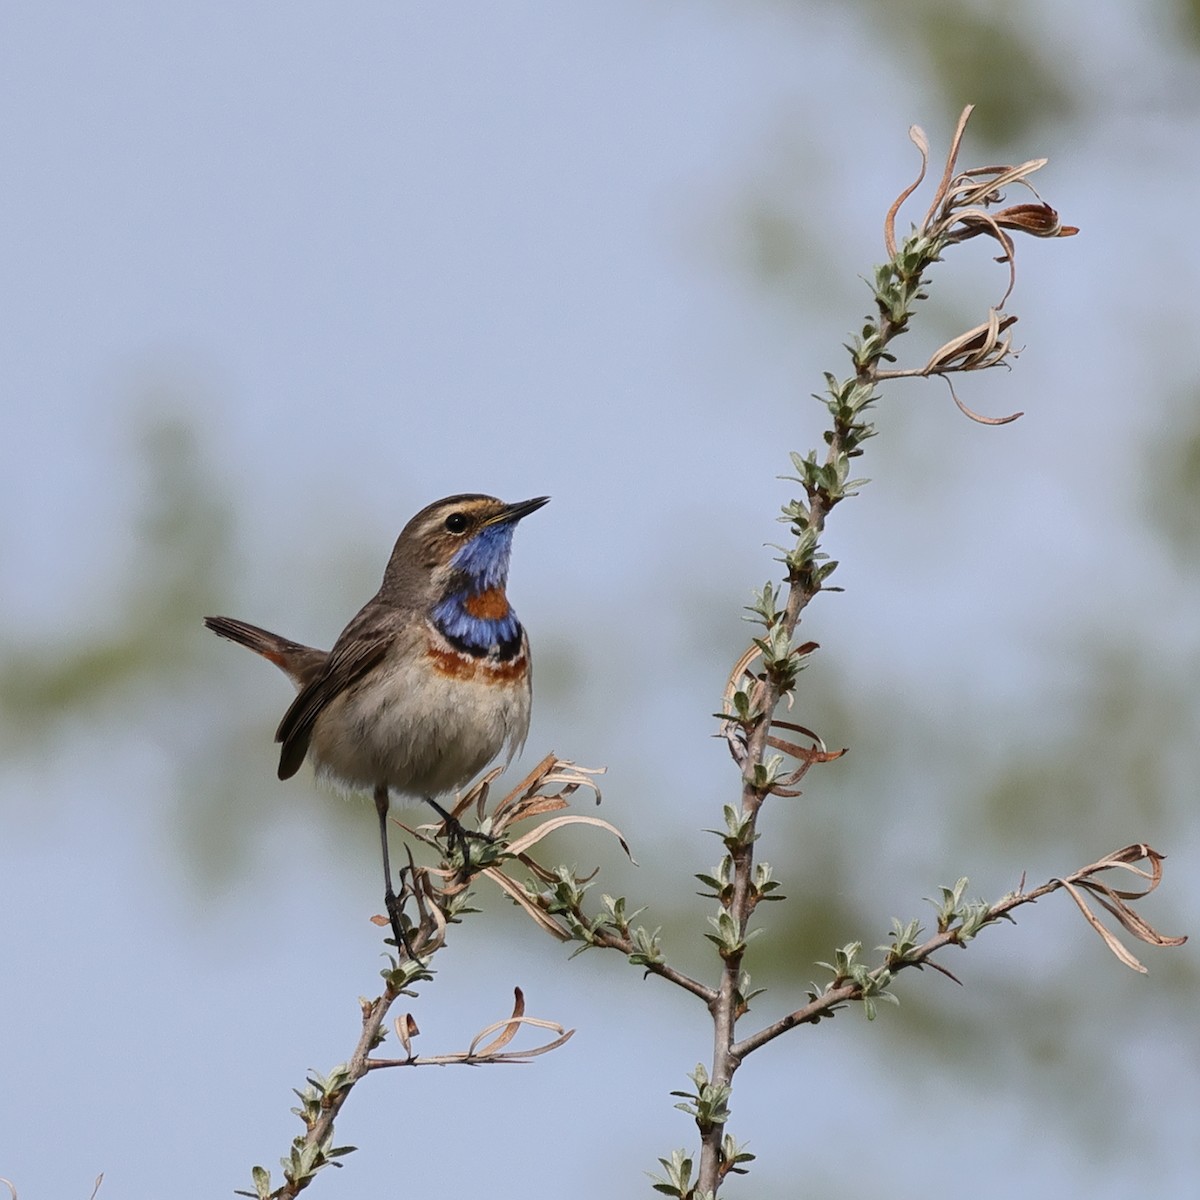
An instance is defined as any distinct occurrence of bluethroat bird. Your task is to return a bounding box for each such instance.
[204,493,548,935]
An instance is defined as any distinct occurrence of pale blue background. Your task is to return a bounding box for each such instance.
[2,4,1197,1199]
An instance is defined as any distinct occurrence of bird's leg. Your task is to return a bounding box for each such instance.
[375,783,414,957]
[375,783,396,892]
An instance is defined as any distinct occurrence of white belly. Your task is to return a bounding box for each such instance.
[307,640,532,798]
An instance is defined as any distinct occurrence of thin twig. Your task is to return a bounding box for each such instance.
[586,928,719,1004]
[293,992,398,1177]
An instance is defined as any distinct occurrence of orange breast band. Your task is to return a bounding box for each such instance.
[426,643,528,683]
[463,587,511,620]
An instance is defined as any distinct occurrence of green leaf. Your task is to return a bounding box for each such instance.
[250,1165,272,1200]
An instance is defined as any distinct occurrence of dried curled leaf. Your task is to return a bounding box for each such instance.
[482,810,634,937]
[921,104,976,230]
[879,104,1077,413]
[763,717,847,796]
[944,377,1023,426]
[1053,844,1187,973]
[393,1012,419,1057]
[884,122,930,257]
[394,755,607,853]
[492,754,606,828]
[443,754,606,830]
[718,645,844,796]
[368,989,574,1069]
[505,813,632,860]
[471,986,528,1056]
[464,1016,574,1062]
[951,201,1077,242]
[484,867,574,940]
[924,308,1018,375]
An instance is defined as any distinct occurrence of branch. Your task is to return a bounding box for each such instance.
[460,758,720,1004]
[685,107,1086,1198]
[240,758,598,1200]
[731,844,1186,1060]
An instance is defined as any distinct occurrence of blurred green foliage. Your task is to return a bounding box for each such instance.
[0,417,230,746]
[875,0,1074,144]
[771,0,1075,145]
[1149,391,1200,561]
[1178,0,1200,46]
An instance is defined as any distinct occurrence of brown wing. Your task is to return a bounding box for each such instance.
[274,629,393,780]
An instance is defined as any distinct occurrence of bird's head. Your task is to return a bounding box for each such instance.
[382,493,549,607]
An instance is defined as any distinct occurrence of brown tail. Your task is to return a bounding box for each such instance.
[203,616,326,688]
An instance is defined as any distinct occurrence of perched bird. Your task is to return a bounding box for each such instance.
[205,493,548,924]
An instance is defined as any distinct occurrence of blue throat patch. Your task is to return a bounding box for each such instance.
[450,522,514,590]
[432,596,521,656]
[432,523,522,657]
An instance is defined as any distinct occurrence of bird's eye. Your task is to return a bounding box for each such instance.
[444,512,470,534]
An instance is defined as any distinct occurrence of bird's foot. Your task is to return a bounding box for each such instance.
[424,797,497,871]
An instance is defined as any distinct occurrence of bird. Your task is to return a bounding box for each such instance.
[204,493,548,936]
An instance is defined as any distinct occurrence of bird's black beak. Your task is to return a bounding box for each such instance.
[488,496,550,526]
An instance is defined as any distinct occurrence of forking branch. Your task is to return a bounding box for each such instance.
[465,107,1183,1200]
[241,107,1184,1200]
[241,757,609,1200]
